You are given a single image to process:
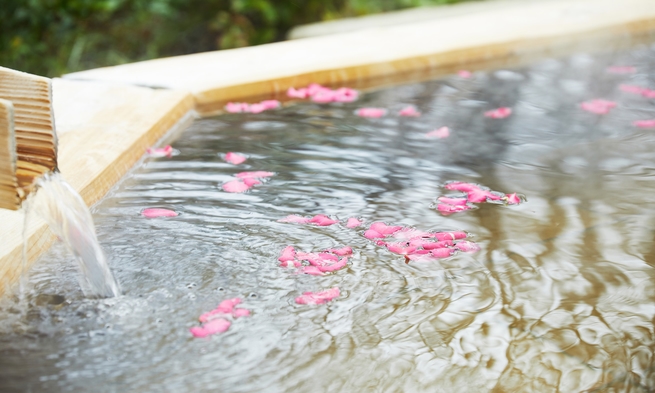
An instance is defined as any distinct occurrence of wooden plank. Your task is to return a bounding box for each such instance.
[0,99,19,211]
[64,0,655,116]
[0,67,57,193]
[0,80,194,297]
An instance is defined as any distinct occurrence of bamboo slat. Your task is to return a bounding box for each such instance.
[0,67,57,197]
[0,99,19,210]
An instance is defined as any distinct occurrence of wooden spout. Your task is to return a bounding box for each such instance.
[0,67,57,210]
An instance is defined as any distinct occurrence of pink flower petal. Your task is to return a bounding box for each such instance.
[633,119,655,128]
[431,248,454,258]
[235,171,275,179]
[325,246,353,256]
[419,240,454,250]
[287,87,309,99]
[249,103,266,114]
[364,229,384,239]
[222,179,252,193]
[146,145,173,158]
[392,228,431,241]
[437,203,472,214]
[309,214,339,226]
[642,89,655,98]
[385,242,417,255]
[425,126,450,139]
[356,108,386,118]
[438,197,468,206]
[242,178,261,187]
[455,241,480,253]
[141,208,178,218]
[278,246,297,264]
[467,189,501,203]
[505,193,522,205]
[580,99,617,115]
[370,222,402,235]
[444,182,481,193]
[312,90,337,103]
[346,217,363,228]
[607,66,636,74]
[317,257,348,273]
[620,84,648,95]
[457,70,472,78]
[260,100,280,109]
[278,215,312,224]
[216,298,242,314]
[225,152,247,165]
[232,308,251,318]
[295,287,340,305]
[225,102,245,113]
[333,88,359,103]
[434,231,468,241]
[190,318,231,338]
[306,83,326,96]
[300,266,324,276]
[484,107,512,119]
[399,106,421,117]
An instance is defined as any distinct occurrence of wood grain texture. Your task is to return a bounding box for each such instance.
[0,99,19,210]
[0,67,57,193]
[0,80,194,297]
[64,0,655,116]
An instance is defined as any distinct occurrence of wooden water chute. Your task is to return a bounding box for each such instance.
[0,67,58,209]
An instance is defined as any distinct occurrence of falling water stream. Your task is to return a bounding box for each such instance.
[28,173,120,298]
[2,45,655,392]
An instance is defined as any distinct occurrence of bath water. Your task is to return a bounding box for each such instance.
[1,45,655,392]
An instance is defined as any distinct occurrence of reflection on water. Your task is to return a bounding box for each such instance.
[2,45,655,392]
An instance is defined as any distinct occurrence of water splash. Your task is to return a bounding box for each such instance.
[30,172,120,298]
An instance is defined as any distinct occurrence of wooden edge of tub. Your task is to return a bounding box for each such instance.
[62,0,655,117]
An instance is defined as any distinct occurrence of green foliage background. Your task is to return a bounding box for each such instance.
[1,0,466,77]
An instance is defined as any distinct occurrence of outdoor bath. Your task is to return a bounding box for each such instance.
[1,0,655,392]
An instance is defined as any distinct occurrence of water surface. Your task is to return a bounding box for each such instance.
[2,46,655,392]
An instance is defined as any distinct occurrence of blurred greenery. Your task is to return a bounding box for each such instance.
[1,0,468,77]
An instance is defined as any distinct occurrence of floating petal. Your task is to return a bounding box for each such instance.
[434,231,468,241]
[438,197,468,206]
[236,171,275,179]
[190,318,231,338]
[222,179,251,193]
[346,217,363,228]
[356,108,386,118]
[484,107,512,119]
[146,145,173,158]
[425,126,450,139]
[444,182,481,192]
[580,99,616,115]
[505,193,522,204]
[370,222,402,235]
[225,152,247,165]
[455,241,480,253]
[309,214,339,226]
[633,119,655,128]
[399,106,421,117]
[278,246,297,263]
[437,203,472,214]
[141,208,178,218]
[295,287,340,305]
[278,215,311,224]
